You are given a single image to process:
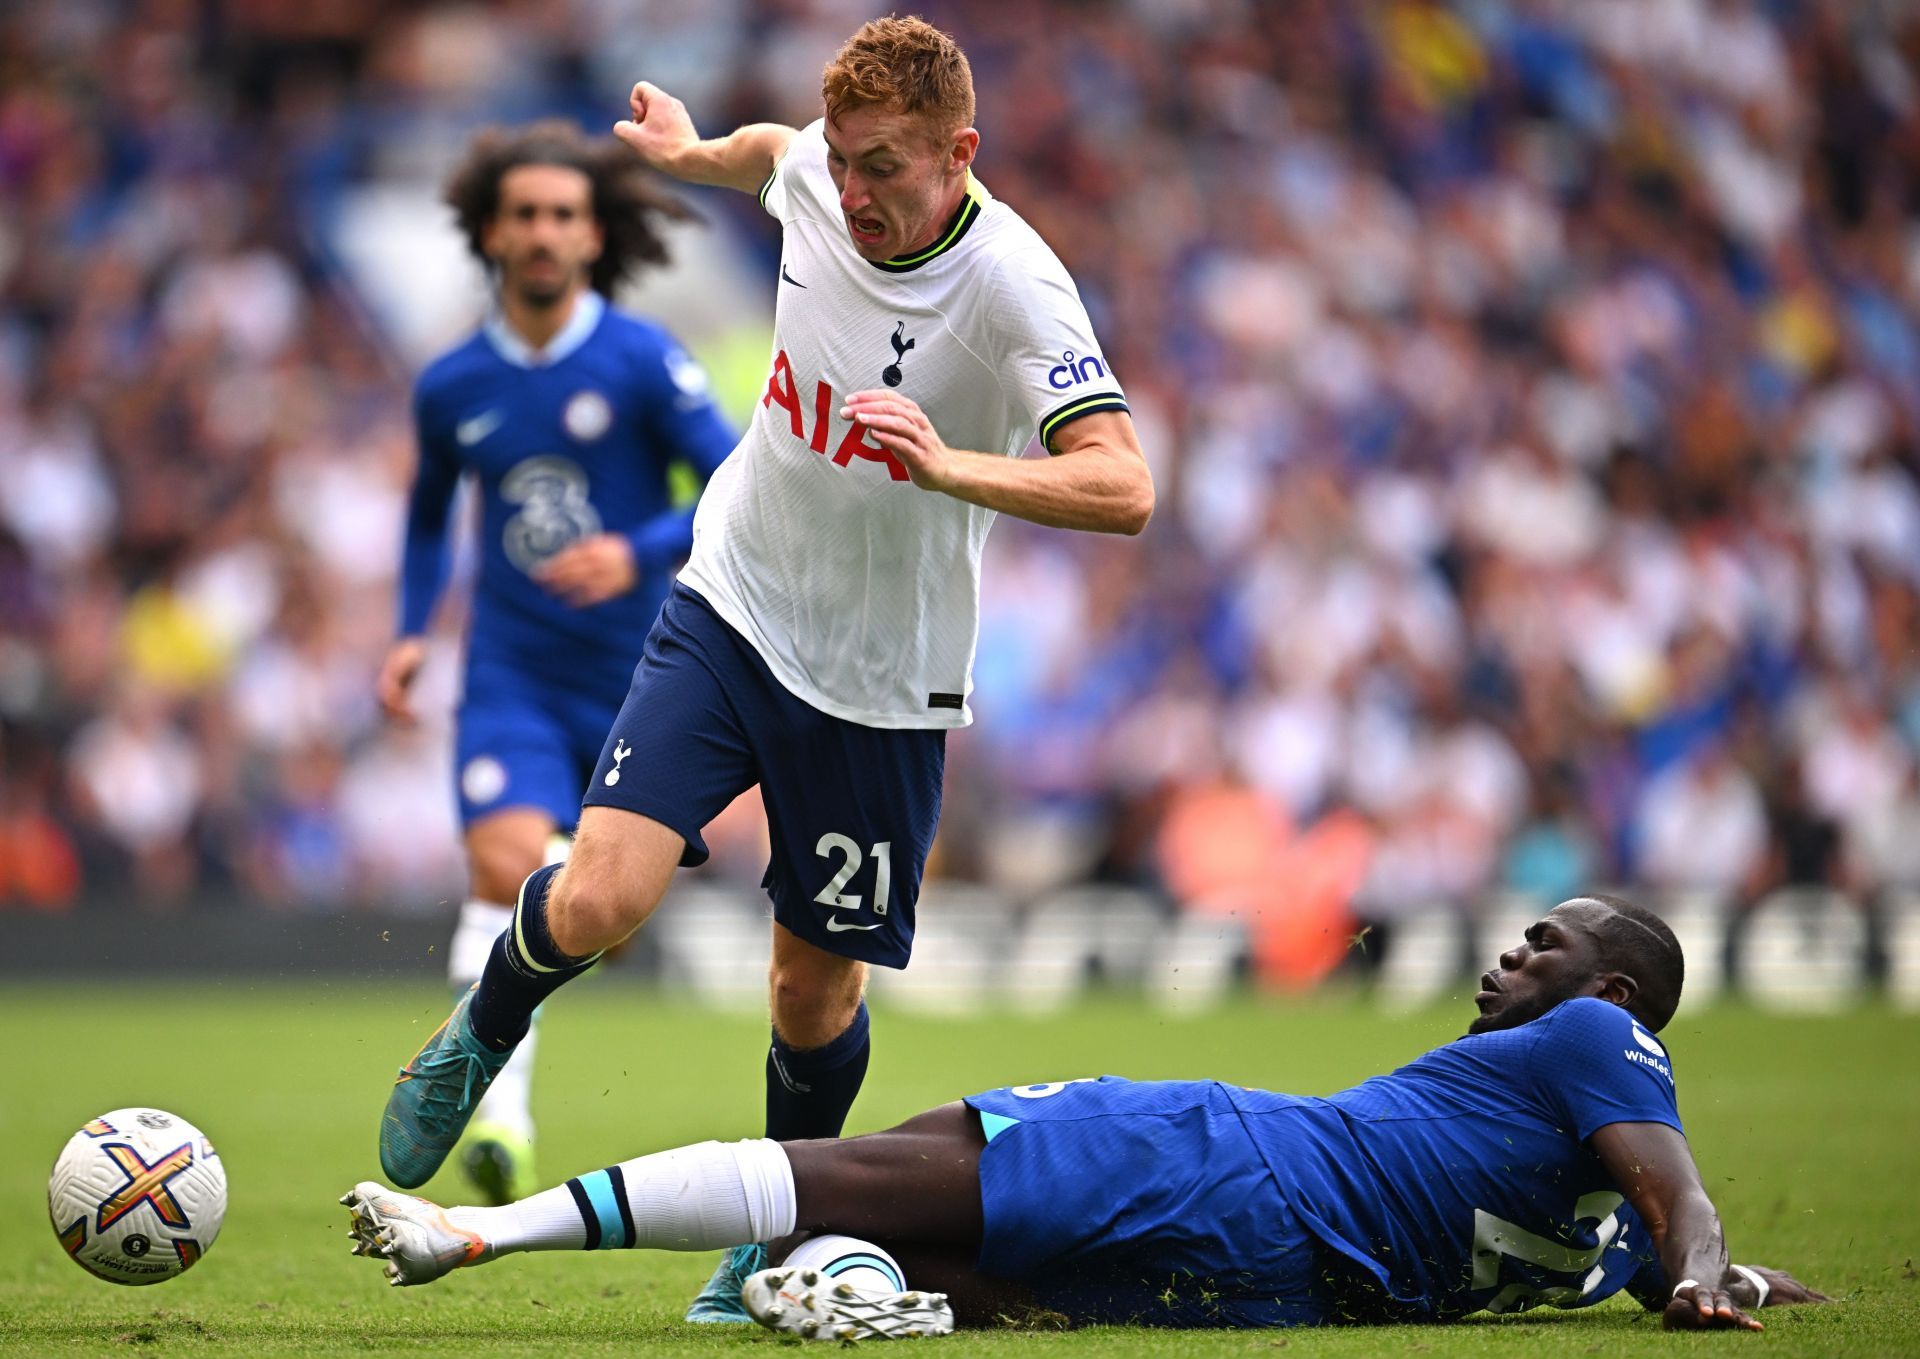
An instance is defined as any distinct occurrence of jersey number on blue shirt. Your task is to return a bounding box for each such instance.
[1472,1191,1626,1313]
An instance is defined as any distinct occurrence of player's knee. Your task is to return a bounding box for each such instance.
[542,817,676,955]
[546,864,650,957]
[469,843,543,906]
[769,962,866,1049]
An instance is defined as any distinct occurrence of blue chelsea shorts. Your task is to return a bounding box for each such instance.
[963,1077,1338,1327]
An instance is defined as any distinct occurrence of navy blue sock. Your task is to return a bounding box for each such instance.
[765,1001,871,1141]
[467,863,599,1052]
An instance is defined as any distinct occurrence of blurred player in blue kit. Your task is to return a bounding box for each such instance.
[347,895,1826,1339]
[376,121,734,1203]
[373,14,1155,1319]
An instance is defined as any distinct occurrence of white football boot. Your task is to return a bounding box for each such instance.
[742,1265,955,1340]
[341,1181,492,1286]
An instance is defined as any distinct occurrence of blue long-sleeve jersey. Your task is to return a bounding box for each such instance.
[400,291,736,697]
[1233,997,1680,1318]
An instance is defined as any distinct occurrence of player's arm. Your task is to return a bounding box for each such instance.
[536,343,737,609]
[616,370,736,573]
[1592,1121,1765,1330]
[612,81,794,195]
[841,395,1154,535]
[381,404,464,723]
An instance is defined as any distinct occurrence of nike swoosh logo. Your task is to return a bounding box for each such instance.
[824,916,884,932]
[780,265,807,289]
[456,410,504,446]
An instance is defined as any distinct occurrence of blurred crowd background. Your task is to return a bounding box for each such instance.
[4,0,1919,969]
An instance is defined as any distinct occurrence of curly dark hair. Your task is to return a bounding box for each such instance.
[444,120,696,296]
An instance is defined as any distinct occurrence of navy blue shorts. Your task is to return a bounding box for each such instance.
[581,584,945,969]
[963,1078,1335,1328]
[454,655,626,829]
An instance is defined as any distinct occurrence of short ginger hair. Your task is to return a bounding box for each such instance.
[822,15,975,136]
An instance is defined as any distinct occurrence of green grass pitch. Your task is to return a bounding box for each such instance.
[2,981,1915,1356]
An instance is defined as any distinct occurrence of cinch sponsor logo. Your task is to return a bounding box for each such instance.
[1047,349,1108,390]
[1623,1048,1672,1085]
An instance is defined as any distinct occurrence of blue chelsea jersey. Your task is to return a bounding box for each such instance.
[1229,998,1679,1319]
[400,292,736,694]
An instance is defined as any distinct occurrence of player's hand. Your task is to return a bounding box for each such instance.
[1734,1265,1830,1307]
[1663,1284,1763,1331]
[841,390,956,493]
[534,534,638,608]
[376,638,428,726]
[613,81,698,173]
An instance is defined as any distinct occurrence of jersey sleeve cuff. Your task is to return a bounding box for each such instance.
[1038,392,1129,452]
[628,509,695,570]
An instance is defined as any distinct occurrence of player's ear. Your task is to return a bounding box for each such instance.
[1594,971,1638,1011]
[947,127,979,177]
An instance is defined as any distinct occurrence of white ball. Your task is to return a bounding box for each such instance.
[47,1108,227,1285]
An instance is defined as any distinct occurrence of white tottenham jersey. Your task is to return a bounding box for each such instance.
[677,119,1128,729]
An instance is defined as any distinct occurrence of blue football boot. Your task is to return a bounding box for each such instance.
[685,1243,769,1323]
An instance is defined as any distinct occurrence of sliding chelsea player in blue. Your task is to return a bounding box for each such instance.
[348,896,1827,1339]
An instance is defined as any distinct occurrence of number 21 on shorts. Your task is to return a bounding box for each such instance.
[815,833,891,924]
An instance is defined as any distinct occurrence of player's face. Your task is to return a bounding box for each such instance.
[824,105,978,262]
[484,164,603,306]
[1467,900,1616,1034]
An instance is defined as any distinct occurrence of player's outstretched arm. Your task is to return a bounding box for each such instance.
[612,81,794,194]
[842,395,1154,535]
[1594,1121,1782,1331]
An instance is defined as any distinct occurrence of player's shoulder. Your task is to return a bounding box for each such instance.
[1529,998,1671,1063]
[591,305,678,356]
[961,192,1076,283]
[781,119,829,172]
[1541,995,1648,1031]
[594,306,714,402]
[1529,999,1682,1119]
[596,304,668,342]
[945,193,1094,336]
[764,119,830,205]
[416,330,494,393]
[413,331,498,423]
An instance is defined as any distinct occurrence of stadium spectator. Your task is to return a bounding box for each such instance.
[2,0,1918,968]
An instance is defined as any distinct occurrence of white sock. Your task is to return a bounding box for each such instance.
[780,1233,907,1293]
[472,1030,537,1138]
[450,899,536,1137]
[449,898,513,983]
[450,1139,796,1256]
[449,1184,585,1254]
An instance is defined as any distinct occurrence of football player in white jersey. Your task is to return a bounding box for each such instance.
[374,15,1152,1323]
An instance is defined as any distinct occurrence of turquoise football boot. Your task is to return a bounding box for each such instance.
[379,987,512,1189]
[685,1243,769,1323]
